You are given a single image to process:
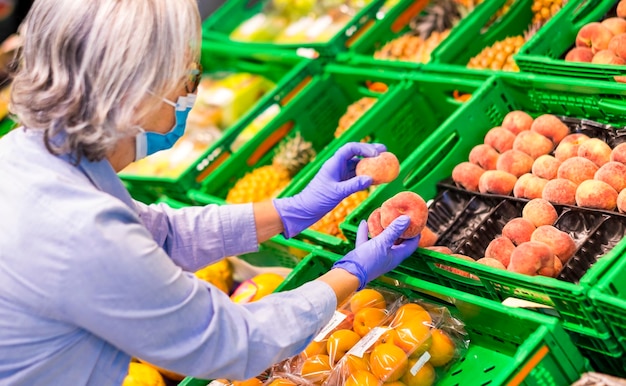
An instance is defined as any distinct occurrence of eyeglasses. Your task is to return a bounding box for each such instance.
[185,62,203,94]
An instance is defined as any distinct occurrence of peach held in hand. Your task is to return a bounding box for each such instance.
[367,208,385,238]
[356,152,400,185]
[380,191,428,239]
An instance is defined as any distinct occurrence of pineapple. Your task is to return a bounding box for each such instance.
[310,190,370,239]
[334,97,377,138]
[226,132,316,203]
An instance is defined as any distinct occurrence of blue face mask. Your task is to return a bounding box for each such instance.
[134,93,197,161]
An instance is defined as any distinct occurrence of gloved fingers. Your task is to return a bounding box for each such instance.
[377,215,411,247]
[390,234,421,262]
[331,142,386,168]
[336,176,373,197]
[356,220,369,246]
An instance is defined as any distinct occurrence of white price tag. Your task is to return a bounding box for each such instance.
[410,352,431,376]
[346,326,390,358]
[314,310,347,342]
[208,381,229,386]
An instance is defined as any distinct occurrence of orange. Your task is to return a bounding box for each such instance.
[303,339,327,358]
[266,379,297,386]
[122,362,166,386]
[370,343,409,382]
[341,353,371,374]
[232,379,264,386]
[384,382,407,386]
[350,288,386,313]
[390,304,432,328]
[327,329,361,364]
[394,319,432,358]
[353,307,388,337]
[401,360,435,386]
[345,370,383,386]
[428,328,456,367]
[301,354,331,385]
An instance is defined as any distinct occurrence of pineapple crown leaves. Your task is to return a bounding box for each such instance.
[272,132,317,177]
[409,0,462,39]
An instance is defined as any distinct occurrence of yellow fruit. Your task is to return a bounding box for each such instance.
[353,307,388,337]
[345,370,383,386]
[232,379,264,386]
[326,329,362,364]
[267,379,297,386]
[137,359,184,382]
[301,354,332,385]
[334,97,377,138]
[310,190,369,239]
[428,328,456,367]
[467,35,525,71]
[401,360,435,386]
[370,343,409,382]
[350,288,386,313]
[195,259,234,294]
[230,272,284,303]
[123,362,166,386]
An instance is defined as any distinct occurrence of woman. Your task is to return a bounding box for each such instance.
[0,0,420,384]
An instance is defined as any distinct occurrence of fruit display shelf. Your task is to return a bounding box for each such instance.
[179,250,592,386]
[184,64,484,254]
[515,0,626,82]
[118,44,319,204]
[340,72,626,357]
[200,0,387,58]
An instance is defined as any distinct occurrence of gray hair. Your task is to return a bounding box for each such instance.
[10,0,201,161]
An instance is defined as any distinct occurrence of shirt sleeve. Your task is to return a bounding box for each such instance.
[56,199,337,380]
[134,200,259,271]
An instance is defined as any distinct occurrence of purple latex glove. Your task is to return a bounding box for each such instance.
[332,216,421,291]
[273,142,386,238]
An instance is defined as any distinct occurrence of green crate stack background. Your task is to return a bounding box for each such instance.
[118,0,626,383]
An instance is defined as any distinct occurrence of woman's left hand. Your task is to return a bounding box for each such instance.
[273,142,386,238]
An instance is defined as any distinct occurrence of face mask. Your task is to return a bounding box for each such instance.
[134,93,197,161]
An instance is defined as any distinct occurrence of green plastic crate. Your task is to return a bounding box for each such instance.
[580,347,626,378]
[516,0,626,82]
[201,0,387,58]
[0,117,16,138]
[119,44,320,204]
[341,72,626,354]
[181,250,591,385]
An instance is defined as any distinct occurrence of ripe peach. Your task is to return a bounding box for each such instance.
[576,22,614,53]
[530,114,570,145]
[595,161,626,192]
[532,155,561,180]
[401,360,436,386]
[553,257,563,278]
[542,178,578,205]
[496,149,534,177]
[301,354,332,385]
[326,329,362,364]
[502,110,533,135]
[513,173,548,199]
[611,143,626,163]
[353,307,387,337]
[393,318,432,358]
[478,170,517,195]
[565,47,594,62]
[618,189,626,213]
[619,0,626,18]
[609,32,626,59]
[426,246,452,254]
[367,208,385,238]
[578,138,612,167]
[476,257,507,270]
[513,131,554,159]
[592,49,626,65]
[452,162,485,192]
[554,133,590,162]
[502,217,536,246]
[344,370,381,386]
[522,198,558,227]
[484,236,515,266]
[575,180,618,210]
[507,241,556,277]
[370,343,409,382]
[350,288,386,313]
[531,225,577,263]
[356,152,400,185]
[418,227,438,248]
[469,144,499,170]
[390,303,432,328]
[304,339,329,358]
[558,156,599,185]
[603,18,626,36]
[484,126,516,153]
[427,329,456,367]
[380,191,428,239]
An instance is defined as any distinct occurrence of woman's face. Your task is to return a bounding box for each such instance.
[139,84,188,135]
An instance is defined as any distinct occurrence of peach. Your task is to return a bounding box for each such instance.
[513,173,548,199]
[522,198,558,227]
[469,144,499,170]
[353,307,387,337]
[496,149,534,177]
[554,133,590,161]
[553,257,563,278]
[513,131,554,159]
[484,236,515,266]
[418,227,438,248]
[558,156,599,185]
[532,155,561,180]
[603,18,626,36]
[609,33,626,59]
[591,49,626,65]
[484,126,516,153]
[356,152,400,185]
[619,0,626,18]
[530,114,570,145]
[426,246,453,254]
[531,225,577,263]
[618,189,626,213]
[452,162,485,192]
[502,111,533,135]
[380,191,428,239]
[575,180,618,210]
[611,143,626,163]
[565,47,594,62]
[595,161,626,192]
[576,22,614,53]
[578,138,612,167]
[507,241,556,277]
[367,208,384,238]
[542,178,578,205]
[476,257,506,270]
[327,329,362,364]
[502,217,536,246]
[478,170,517,195]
